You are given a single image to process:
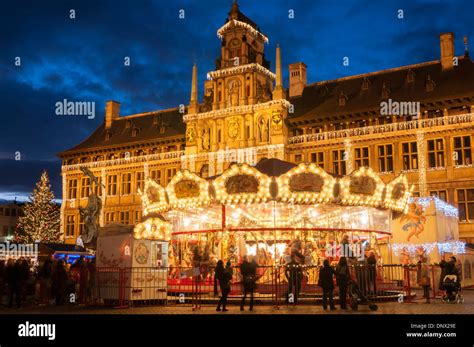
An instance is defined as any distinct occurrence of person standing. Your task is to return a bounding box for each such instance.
[214,260,232,312]
[336,257,351,309]
[53,260,68,306]
[318,259,337,311]
[240,256,257,311]
[39,257,53,305]
[0,260,6,306]
[418,257,431,304]
[285,254,302,304]
[6,259,22,308]
[366,250,377,295]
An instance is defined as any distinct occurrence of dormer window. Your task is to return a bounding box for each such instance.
[153,114,161,125]
[406,69,415,83]
[381,83,390,99]
[105,131,112,141]
[425,75,436,92]
[339,92,348,106]
[362,77,370,91]
[125,120,132,128]
[159,125,167,134]
[132,127,140,137]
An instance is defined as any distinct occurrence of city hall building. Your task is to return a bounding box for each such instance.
[58,2,474,245]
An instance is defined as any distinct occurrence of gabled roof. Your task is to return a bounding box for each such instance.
[59,107,185,156]
[288,56,474,122]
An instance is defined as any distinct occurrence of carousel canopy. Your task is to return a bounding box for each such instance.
[139,158,413,216]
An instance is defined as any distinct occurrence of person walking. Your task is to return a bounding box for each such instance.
[240,256,257,311]
[214,260,232,312]
[318,259,336,311]
[285,254,302,304]
[336,257,351,309]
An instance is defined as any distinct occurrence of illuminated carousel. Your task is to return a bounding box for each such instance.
[135,158,413,275]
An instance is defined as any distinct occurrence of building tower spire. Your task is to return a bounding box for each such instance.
[273,44,286,99]
[189,63,199,113]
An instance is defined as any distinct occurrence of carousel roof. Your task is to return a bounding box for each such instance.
[139,159,413,216]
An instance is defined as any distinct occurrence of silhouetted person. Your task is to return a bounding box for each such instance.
[240,256,257,311]
[6,259,22,308]
[39,257,53,305]
[366,251,377,295]
[318,259,336,311]
[285,254,302,304]
[0,260,6,306]
[53,260,68,306]
[214,260,232,312]
[336,257,351,309]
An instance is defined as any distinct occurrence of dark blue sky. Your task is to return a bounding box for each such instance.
[0,0,473,201]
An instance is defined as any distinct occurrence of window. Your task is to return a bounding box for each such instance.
[457,188,474,222]
[120,211,130,224]
[105,212,116,224]
[453,136,472,166]
[430,190,447,202]
[310,152,324,169]
[5,208,10,217]
[11,209,16,217]
[412,192,420,197]
[81,177,90,198]
[68,179,78,199]
[78,215,84,236]
[150,169,162,185]
[402,142,418,170]
[121,173,132,195]
[464,260,472,280]
[378,145,393,172]
[332,150,346,175]
[136,172,145,192]
[354,147,369,169]
[427,139,445,168]
[107,175,117,196]
[66,215,75,237]
[167,168,177,184]
[294,154,303,163]
[134,211,142,223]
[2,226,9,236]
[0,208,3,216]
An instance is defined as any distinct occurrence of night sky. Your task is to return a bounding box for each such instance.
[0,0,473,202]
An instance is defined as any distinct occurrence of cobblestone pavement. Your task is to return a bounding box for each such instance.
[1,289,473,315]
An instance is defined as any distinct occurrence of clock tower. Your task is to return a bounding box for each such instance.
[183,1,290,177]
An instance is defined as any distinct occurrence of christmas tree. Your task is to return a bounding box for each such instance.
[15,171,61,243]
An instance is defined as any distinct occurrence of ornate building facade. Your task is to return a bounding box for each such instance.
[58,2,474,244]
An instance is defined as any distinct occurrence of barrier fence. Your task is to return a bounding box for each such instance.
[94,264,454,309]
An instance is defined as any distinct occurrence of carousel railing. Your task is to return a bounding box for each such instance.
[94,264,445,308]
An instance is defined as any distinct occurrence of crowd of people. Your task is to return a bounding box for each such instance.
[0,255,96,309]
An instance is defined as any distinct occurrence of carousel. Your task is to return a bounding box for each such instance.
[135,158,413,278]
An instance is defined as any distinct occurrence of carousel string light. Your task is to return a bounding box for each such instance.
[276,163,335,204]
[133,218,172,241]
[339,167,385,207]
[392,241,465,256]
[383,174,413,212]
[139,178,169,215]
[412,196,459,217]
[166,170,211,210]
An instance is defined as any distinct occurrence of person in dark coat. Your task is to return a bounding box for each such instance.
[0,260,6,306]
[19,258,30,302]
[240,256,257,311]
[366,251,377,295]
[6,259,22,308]
[214,260,232,312]
[53,260,68,306]
[285,254,302,304]
[439,256,461,300]
[39,257,53,305]
[335,257,351,309]
[318,259,336,310]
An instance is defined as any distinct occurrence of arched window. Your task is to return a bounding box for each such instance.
[200,164,209,179]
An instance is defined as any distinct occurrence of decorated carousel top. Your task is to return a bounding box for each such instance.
[139,158,413,216]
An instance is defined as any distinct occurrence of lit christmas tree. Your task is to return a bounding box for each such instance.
[15,171,61,243]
